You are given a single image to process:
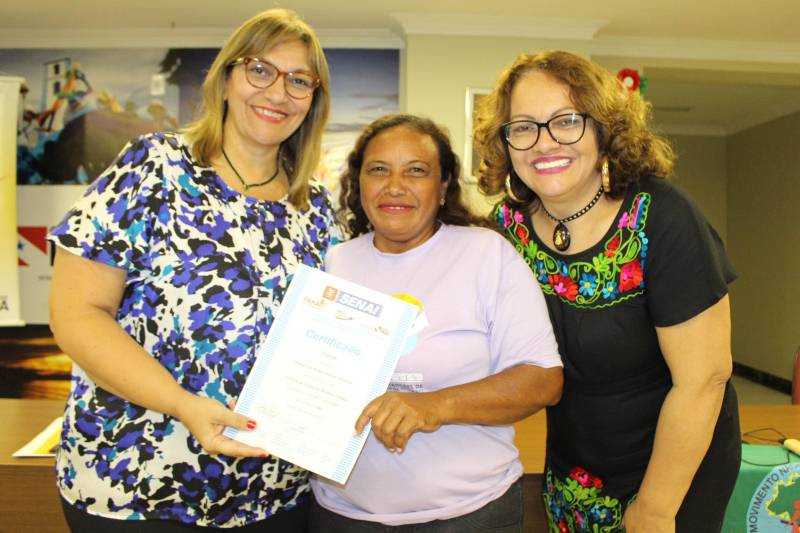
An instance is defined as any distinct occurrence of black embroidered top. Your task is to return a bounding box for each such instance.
[495,176,740,531]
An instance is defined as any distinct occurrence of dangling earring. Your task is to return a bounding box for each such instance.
[505,174,525,204]
[602,160,612,194]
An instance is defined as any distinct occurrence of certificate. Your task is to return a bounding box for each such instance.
[224,264,419,483]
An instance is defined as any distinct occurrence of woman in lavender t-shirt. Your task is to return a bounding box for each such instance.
[310,114,563,532]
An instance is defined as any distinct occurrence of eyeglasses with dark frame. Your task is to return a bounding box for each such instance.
[502,112,591,151]
[228,56,320,99]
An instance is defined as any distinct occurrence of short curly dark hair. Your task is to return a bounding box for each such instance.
[473,50,675,206]
[338,113,485,238]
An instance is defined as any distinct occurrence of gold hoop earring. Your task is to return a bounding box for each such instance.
[505,174,525,204]
[602,160,612,193]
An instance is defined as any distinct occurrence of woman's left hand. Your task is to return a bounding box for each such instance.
[355,392,443,452]
[622,500,675,533]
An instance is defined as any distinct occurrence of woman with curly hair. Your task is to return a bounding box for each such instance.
[473,50,740,533]
[310,113,563,532]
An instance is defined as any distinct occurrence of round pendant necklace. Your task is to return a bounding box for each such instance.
[540,184,604,252]
[222,146,281,190]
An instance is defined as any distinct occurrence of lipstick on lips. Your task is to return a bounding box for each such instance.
[252,105,287,123]
[533,156,572,174]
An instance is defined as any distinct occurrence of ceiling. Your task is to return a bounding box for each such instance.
[2,0,799,42]
[2,0,799,136]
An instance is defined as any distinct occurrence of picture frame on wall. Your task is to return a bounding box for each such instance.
[463,87,489,183]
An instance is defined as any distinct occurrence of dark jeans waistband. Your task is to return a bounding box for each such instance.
[309,477,523,532]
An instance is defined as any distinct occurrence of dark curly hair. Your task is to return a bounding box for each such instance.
[473,50,675,206]
[338,113,485,238]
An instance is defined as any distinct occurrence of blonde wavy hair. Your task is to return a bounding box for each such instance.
[183,8,330,209]
[473,50,674,204]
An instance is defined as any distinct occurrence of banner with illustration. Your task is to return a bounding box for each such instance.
[1,47,399,324]
[0,76,25,326]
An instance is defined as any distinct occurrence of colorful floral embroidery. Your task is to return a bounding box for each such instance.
[496,193,651,309]
[543,467,624,533]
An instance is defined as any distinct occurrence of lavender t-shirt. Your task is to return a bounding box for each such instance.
[311,224,561,525]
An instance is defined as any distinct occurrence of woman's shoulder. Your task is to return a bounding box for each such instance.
[445,224,506,245]
[122,131,187,156]
[307,177,326,195]
[307,178,332,199]
[443,223,497,238]
[631,175,707,223]
[102,132,189,179]
[305,178,337,211]
[324,232,372,271]
[633,175,691,204]
[328,232,372,254]
[84,133,175,196]
[441,224,521,263]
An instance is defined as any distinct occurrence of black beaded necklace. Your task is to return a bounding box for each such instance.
[540,184,604,252]
[222,146,281,190]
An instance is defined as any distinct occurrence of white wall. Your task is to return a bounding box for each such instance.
[402,34,593,214]
[668,134,728,242]
[727,111,800,381]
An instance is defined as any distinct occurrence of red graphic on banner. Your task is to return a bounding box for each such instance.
[18,226,49,267]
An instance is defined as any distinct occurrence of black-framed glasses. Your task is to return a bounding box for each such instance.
[502,112,590,151]
[228,57,319,99]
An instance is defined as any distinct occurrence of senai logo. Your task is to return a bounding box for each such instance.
[746,463,800,532]
[322,286,383,318]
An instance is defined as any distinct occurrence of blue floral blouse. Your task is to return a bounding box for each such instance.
[48,132,338,526]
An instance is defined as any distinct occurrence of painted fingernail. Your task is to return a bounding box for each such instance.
[246,420,257,430]
[259,453,269,458]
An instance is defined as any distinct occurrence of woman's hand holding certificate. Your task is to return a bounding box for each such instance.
[224,264,419,484]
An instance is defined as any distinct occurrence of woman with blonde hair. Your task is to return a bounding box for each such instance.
[48,8,337,531]
[474,50,740,533]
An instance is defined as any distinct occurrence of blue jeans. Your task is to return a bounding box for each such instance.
[309,478,522,532]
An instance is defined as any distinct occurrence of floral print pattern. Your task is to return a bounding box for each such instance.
[495,192,652,309]
[544,467,624,533]
[49,132,338,527]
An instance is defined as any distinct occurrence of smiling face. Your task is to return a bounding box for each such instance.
[223,39,314,154]
[508,70,601,206]
[359,125,448,254]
